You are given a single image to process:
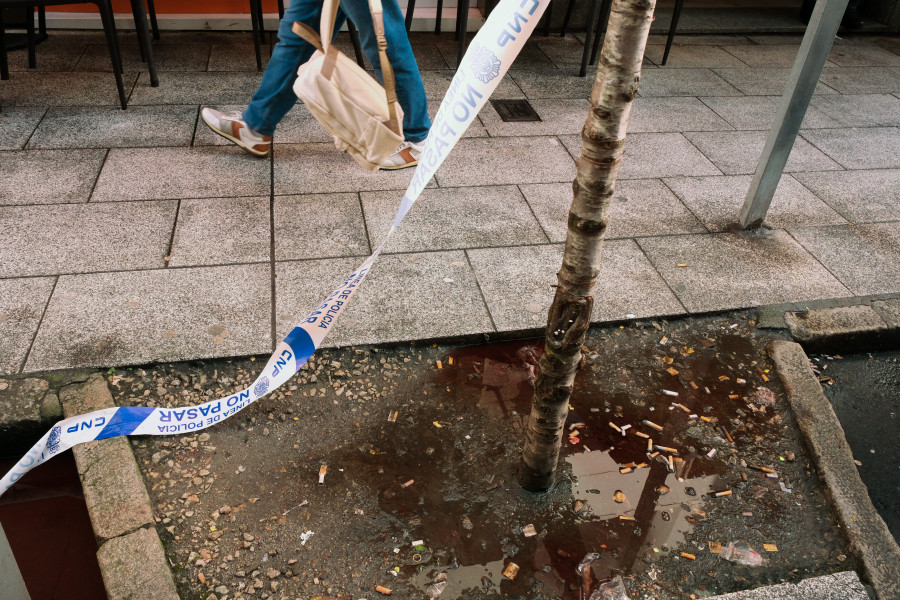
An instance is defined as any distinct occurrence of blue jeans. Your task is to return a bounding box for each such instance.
[243,0,431,143]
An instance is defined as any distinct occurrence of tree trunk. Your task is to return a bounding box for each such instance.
[519,0,656,492]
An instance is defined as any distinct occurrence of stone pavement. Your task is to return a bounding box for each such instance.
[1,27,899,375]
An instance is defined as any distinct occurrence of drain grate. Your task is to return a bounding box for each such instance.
[490,99,542,122]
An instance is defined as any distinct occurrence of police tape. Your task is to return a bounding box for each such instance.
[0,0,552,499]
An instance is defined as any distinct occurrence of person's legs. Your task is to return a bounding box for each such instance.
[339,0,431,142]
[242,0,347,135]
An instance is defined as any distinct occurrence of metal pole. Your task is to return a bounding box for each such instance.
[0,523,31,600]
[738,0,848,229]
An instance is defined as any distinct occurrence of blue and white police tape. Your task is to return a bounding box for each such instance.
[0,0,552,499]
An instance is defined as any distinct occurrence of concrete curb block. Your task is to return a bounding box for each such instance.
[59,373,179,600]
[768,341,900,600]
[784,302,900,353]
[706,571,869,599]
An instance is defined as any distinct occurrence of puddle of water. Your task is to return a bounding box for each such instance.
[0,452,106,600]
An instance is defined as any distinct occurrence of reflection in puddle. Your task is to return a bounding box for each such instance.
[412,559,506,599]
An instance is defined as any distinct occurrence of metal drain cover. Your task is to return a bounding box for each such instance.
[490,99,542,122]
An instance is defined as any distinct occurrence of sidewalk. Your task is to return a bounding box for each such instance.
[1,28,899,376]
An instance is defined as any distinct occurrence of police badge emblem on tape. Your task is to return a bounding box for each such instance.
[0,0,551,499]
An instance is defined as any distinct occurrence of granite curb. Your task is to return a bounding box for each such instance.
[706,571,870,599]
[59,373,179,600]
[768,340,900,600]
[783,299,900,352]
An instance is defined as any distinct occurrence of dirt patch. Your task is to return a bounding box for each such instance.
[116,311,858,600]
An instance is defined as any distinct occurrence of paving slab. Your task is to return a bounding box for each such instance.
[0,107,45,150]
[467,240,686,331]
[699,95,839,130]
[0,201,175,277]
[643,45,748,68]
[27,105,197,149]
[273,143,425,195]
[96,527,180,600]
[827,43,900,67]
[274,193,371,260]
[520,179,706,243]
[25,265,272,372]
[208,42,270,71]
[75,43,211,73]
[818,67,900,94]
[479,98,589,137]
[784,305,891,350]
[507,69,596,99]
[275,251,494,347]
[706,571,869,599]
[663,174,848,231]
[684,130,843,174]
[0,277,55,375]
[872,298,900,327]
[720,44,837,68]
[91,147,271,201]
[428,99,489,138]
[361,185,548,253]
[801,127,900,170]
[439,41,555,71]
[3,35,85,71]
[788,222,900,296]
[629,97,734,133]
[535,35,595,67]
[636,68,742,97]
[436,136,576,187]
[712,68,837,96]
[0,377,54,446]
[421,70,525,101]
[0,71,138,106]
[562,132,722,179]
[636,229,851,312]
[168,197,270,267]
[791,169,900,224]
[809,94,900,128]
[128,71,264,105]
[0,148,106,205]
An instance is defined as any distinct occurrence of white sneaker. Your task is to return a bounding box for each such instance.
[200,108,272,157]
[380,140,424,170]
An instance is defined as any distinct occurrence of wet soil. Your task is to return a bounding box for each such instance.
[115,311,858,600]
[814,350,900,543]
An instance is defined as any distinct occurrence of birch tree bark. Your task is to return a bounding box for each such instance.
[519,0,657,492]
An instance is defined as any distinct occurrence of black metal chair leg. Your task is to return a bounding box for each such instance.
[0,11,9,81]
[405,0,415,32]
[347,21,366,68]
[589,0,611,65]
[435,0,443,33]
[579,0,601,76]
[662,0,685,65]
[277,0,284,20]
[249,0,263,71]
[96,0,127,108]
[131,0,158,85]
[560,0,576,37]
[542,0,552,36]
[38,6,47,39]
[26,7,36,68]
[456,0,468,66]
[146,0,160,40]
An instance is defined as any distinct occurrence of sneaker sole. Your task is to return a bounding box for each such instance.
[379,159,419,171]
[201,113,270,158]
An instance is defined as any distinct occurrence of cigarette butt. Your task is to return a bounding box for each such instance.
[736,378,746,384]
[678,404,690,412]
[763,543,778,552]
[648,451,660,459]
[609,422,622,433]
[643,420,663,431]
[700,416,713,423]
[635,462,648,469]
[673,456,683,463]
[729,394,740,400]
[619,466,633,474]
[663,356,674,365]
[704,386,711,394]
[660,336,668,344]
[719,375,730,381]
[689,381,699,389]
[401,479,414,488]
[635,431,650,438]
[647,438,653,452]
[750,465,776,474]
[667,367,679,376]
[388,411,398,422]
[667,455,675,472]
[680,552,696,560]
[618,515,635,521]
[436,360,442,369]
[662,389,679,397]
[677,263,687,268]
[433,421,442,428]
[712,489,732,497]
[707,448,717,458]
[620,424,631,433]
[721,427,734,443]
[318,464,327,484]
[502,562,519,580]
[448,357,453,365]
[655,445,678,453]
[375,585,393,595]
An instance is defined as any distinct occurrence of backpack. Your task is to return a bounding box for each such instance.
[292,0,404,172]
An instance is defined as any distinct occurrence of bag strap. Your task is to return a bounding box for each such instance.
[367,0,402,136]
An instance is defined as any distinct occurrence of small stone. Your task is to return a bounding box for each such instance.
[266,569,281,579]
[198,433,211,442]
[243,533,255,542]
[219,505,232,514]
